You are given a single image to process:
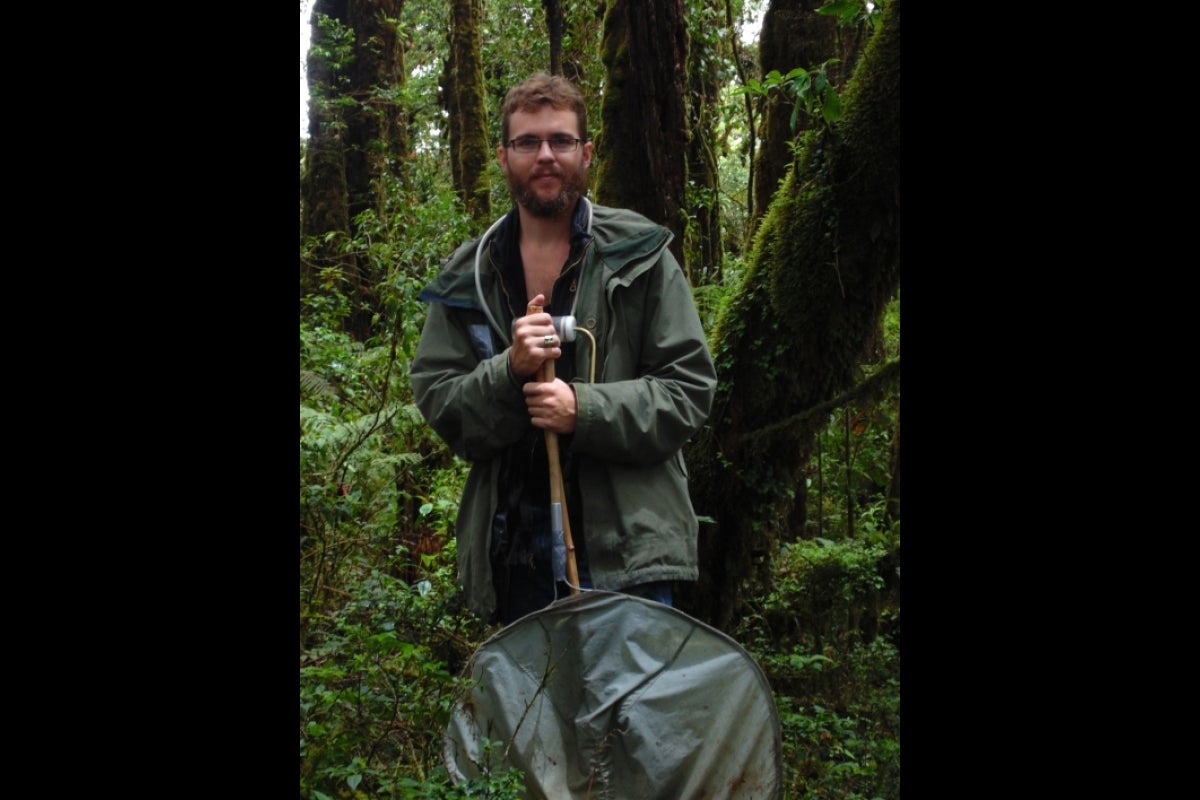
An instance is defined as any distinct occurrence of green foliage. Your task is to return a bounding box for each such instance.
[301,169,484,797]
[307,12,357,124]
[734,535,899,800]
[733,1,886,138]
[727,290,899,799]
[740,64,844,129]
[818,0,887,31]
[712,84,755,254]
[692,254,746,335]
[300,559,454,794]
[807,294,899,548]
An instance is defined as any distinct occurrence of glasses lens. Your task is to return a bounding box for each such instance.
[510,137,580,154]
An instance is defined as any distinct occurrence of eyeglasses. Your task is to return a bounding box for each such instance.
[505,136,585,155]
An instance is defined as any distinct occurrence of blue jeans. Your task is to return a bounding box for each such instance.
[501,505,673,624]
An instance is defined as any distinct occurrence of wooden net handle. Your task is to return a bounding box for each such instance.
[526,301,579,593]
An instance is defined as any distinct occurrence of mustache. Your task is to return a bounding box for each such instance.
[507,162,587,218]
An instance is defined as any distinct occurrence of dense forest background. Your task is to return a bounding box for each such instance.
[300,0,899,797]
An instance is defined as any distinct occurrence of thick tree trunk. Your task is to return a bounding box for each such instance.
[446,0,491,222]
[300,0,406,341]
[681,0,900,631]
[595,0,690,268]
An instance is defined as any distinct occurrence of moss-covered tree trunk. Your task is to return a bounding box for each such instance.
[680,0,900,632]
[300,0,407,342]
[594,0,690,268]
[751,0,867,238]
[446,0,491,223]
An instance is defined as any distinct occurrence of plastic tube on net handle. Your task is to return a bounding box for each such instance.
[551,502,567,582]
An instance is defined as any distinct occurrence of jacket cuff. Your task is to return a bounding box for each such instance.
[505,351,531,387]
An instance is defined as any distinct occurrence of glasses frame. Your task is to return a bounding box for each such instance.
[505,136,586,155]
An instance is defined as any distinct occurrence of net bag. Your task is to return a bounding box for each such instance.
[444,590,782,799]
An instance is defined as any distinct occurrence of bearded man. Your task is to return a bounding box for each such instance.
[410,73,716,625]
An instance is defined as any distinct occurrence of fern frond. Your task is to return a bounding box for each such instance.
[300,405,342,447]
[301,370,339,400]
[370,452,423,470]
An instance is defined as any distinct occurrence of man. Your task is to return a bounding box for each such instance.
[410,73,716,625]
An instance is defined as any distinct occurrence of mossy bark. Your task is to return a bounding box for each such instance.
[681,0,900,631]
[595,0,690,268]
[447,0,491,223]
[300,0,408,342]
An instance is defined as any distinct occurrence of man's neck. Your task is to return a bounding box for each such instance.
[517,202,576,246]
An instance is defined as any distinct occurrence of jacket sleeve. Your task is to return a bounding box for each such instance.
[409,300,533,462]
[570,249,717,465]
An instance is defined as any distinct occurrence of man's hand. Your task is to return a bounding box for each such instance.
[524,378,577,433]
[509,293,560,378]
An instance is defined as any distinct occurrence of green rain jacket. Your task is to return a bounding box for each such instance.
[410,199,717,622]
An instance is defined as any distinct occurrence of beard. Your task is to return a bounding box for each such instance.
[507,162,588,218]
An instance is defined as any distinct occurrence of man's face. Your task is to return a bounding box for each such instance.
[499,107,593,218]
